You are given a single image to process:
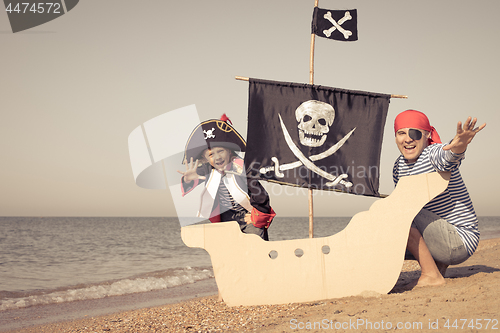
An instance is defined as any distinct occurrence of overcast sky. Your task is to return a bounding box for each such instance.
[1,0,498,218]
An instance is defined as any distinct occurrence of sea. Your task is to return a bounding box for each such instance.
[1,216,499,314]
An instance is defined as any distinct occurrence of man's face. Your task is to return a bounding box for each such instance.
[203,147,232,171]
[395,128,429,163]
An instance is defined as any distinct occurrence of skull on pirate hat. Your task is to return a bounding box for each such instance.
[183,114,246,163]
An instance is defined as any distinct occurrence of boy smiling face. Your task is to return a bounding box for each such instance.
[202,146,232,171]
[395,128,430,163]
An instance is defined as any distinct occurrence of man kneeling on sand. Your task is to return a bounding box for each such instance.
[393,110,486,287]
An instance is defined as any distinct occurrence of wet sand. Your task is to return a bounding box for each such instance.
[3,238,499,332]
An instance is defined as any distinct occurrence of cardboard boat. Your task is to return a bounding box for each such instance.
[181,171,450,306]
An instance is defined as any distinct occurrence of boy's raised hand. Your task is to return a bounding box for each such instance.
[177,157,206,182]
[443,117,486,154]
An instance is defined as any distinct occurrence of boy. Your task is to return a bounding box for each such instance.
[178,114,275,240]
[393,110,486,287]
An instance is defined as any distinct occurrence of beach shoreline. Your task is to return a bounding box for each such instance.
[2,238,499,333]
[0,279,218,332]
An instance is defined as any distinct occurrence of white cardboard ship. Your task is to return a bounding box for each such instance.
[181,171,449,306]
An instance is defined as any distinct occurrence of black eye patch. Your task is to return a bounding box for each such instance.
[409,129,423,141]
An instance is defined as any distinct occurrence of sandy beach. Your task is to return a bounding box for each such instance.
[4,238,499,333]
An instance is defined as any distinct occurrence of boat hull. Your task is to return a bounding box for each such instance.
[181,172,450,306]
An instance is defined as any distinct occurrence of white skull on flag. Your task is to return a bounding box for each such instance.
[295,100,335,147]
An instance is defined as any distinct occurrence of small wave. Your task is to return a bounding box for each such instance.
[0,266,213,311]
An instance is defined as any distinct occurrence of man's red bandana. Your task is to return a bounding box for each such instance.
[394,110,442,145]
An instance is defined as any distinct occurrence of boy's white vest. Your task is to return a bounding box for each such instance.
[198,170,253,219]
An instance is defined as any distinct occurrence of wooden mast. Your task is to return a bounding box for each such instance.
[236,0,407,239]
[308,0,319,238]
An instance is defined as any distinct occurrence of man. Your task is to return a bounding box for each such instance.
[393,110,486,287]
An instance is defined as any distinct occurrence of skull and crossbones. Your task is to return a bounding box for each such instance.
[203,128,215,139]
[323,11,353,39]
[260,100,355,188]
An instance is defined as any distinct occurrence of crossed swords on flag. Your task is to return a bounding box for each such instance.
[258,114,355,188]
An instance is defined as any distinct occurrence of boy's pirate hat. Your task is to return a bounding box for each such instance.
[183,114,246,162]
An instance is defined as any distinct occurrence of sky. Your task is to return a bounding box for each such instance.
[1,0,499,218]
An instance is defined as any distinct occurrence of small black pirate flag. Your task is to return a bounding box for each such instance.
[245,78,389,197]
[312,7,358,41]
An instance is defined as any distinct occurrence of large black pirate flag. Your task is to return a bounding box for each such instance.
[245,78,390,197]
[311,7,358,41]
